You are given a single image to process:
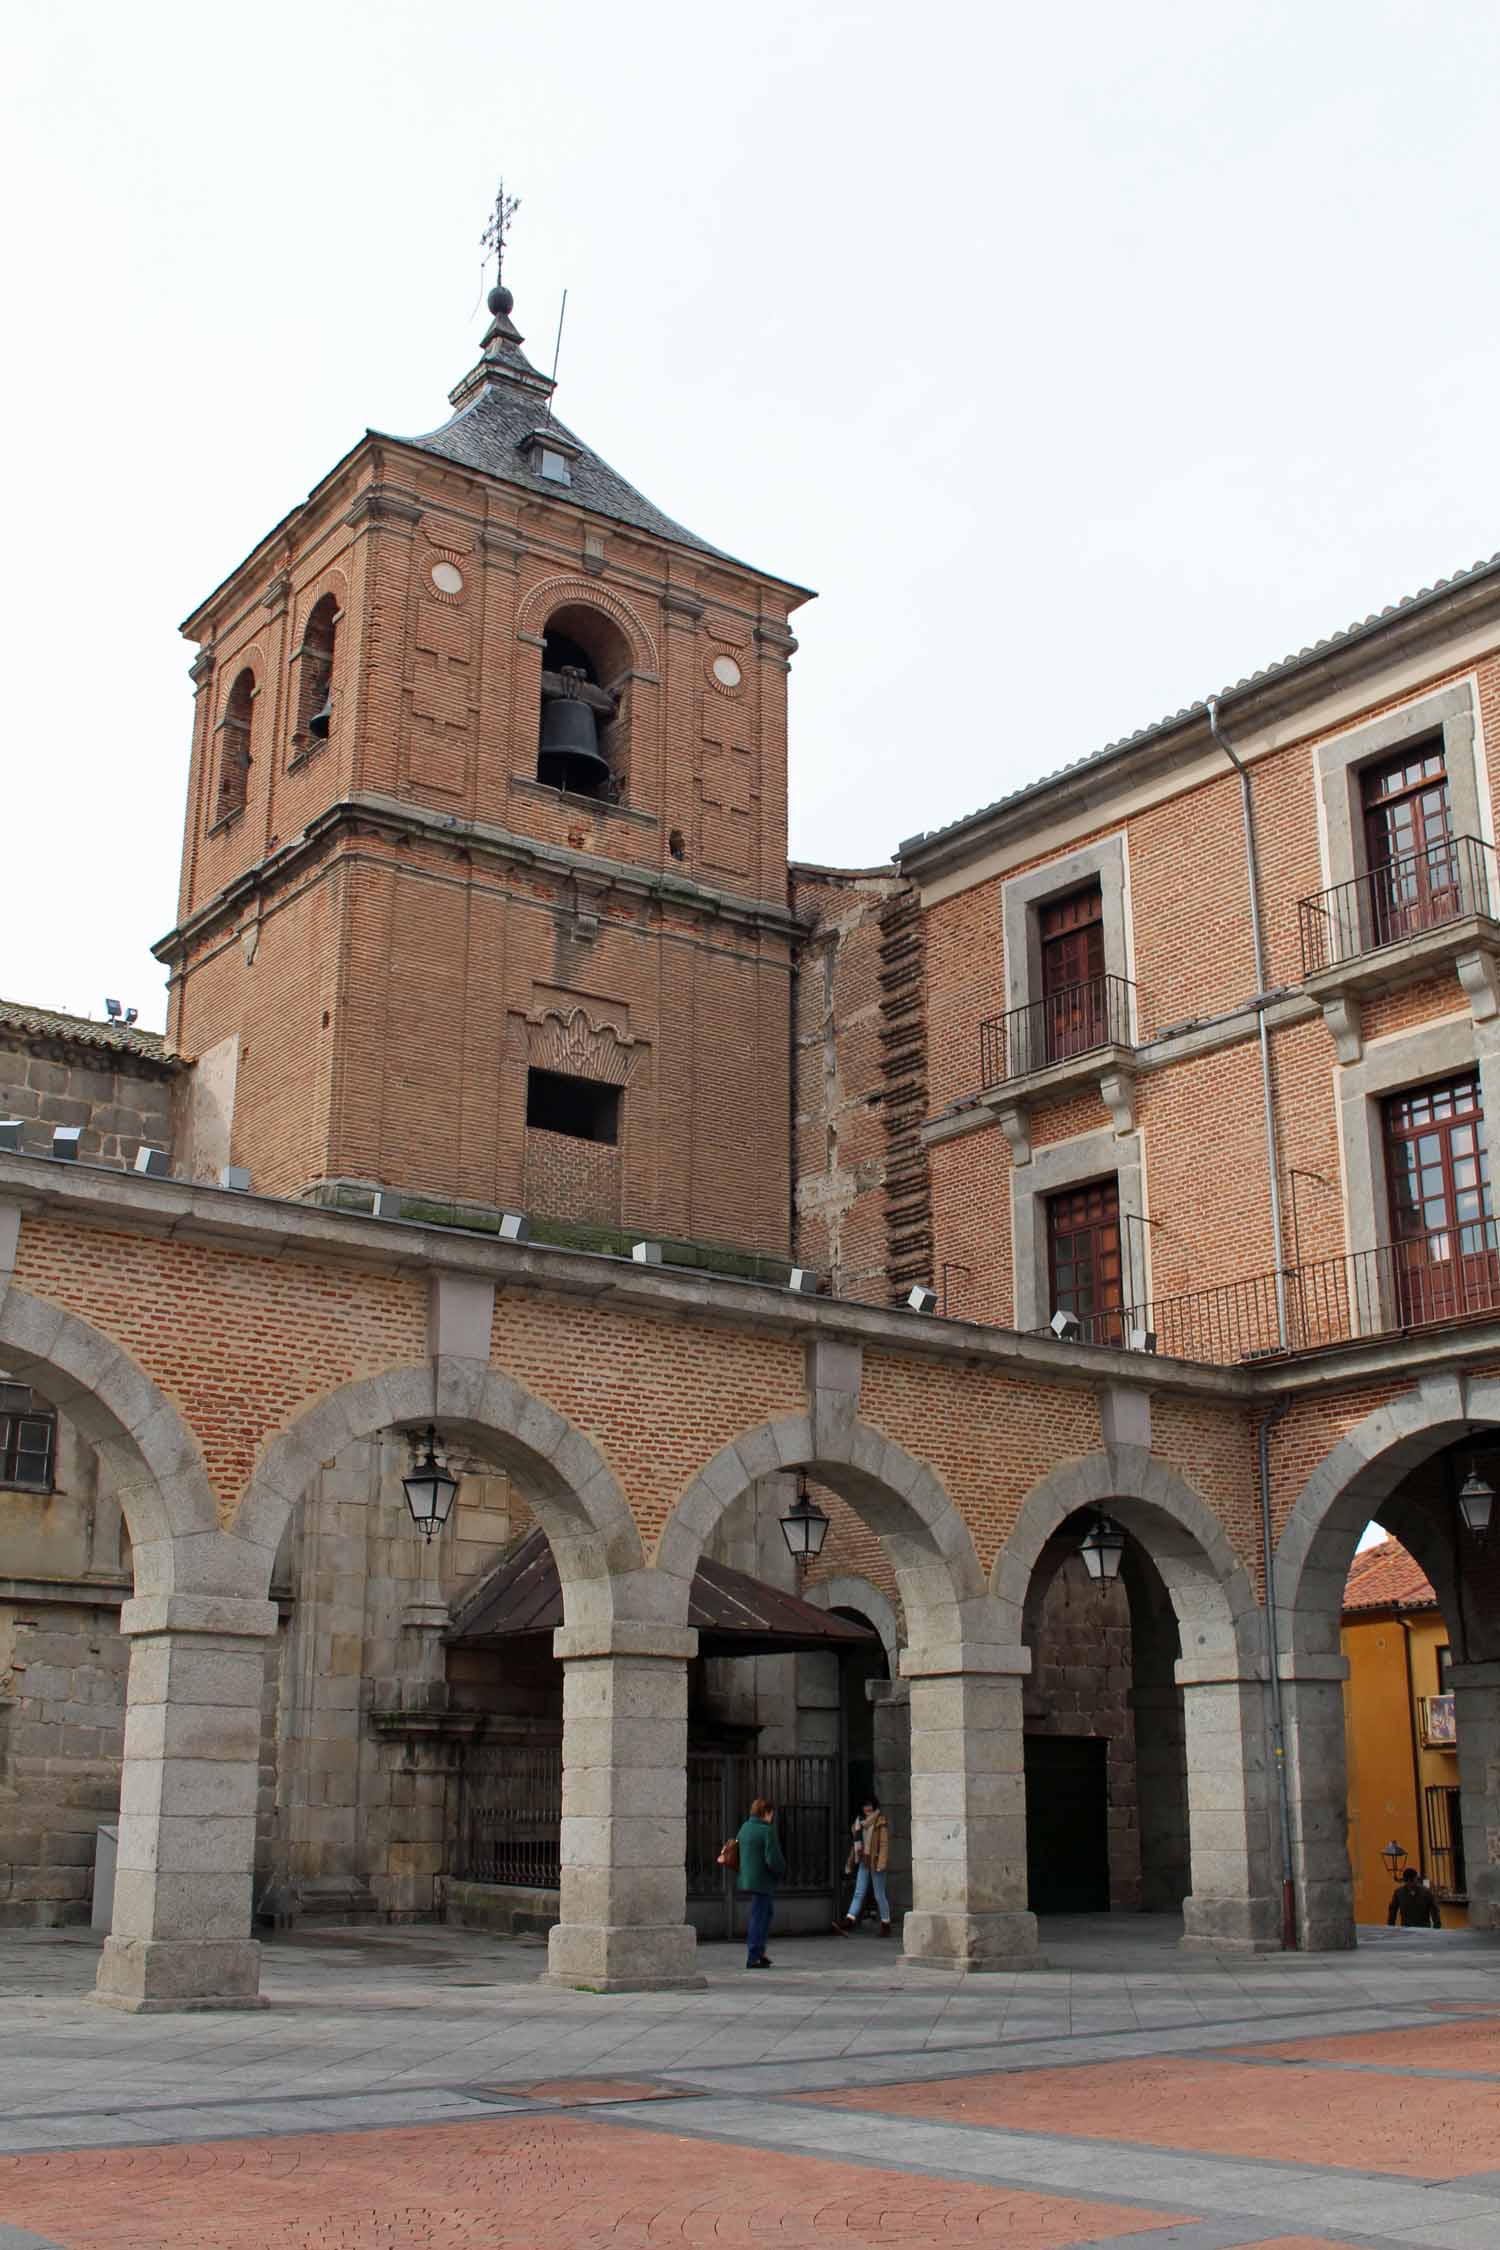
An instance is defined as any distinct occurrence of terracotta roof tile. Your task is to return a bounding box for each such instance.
[0,998,175,1066]
[1343,1536,1437,1614]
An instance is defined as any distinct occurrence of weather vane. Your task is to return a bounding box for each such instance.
[481,181,521,294]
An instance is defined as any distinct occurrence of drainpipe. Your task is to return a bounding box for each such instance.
[1258,1398,1298,1948]
[1207,698,1289,1350]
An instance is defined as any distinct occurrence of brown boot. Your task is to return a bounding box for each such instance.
[878,1922,891,1937]
[831,1917,852,1935]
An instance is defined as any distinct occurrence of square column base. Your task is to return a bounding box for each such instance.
[94,1936,267,2012]
[902,1909,1040,1971]
[546,1922,706,1994]
[1180,1893,1282,1954]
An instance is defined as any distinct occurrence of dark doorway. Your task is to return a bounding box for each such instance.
[1025,1735,1109,1913]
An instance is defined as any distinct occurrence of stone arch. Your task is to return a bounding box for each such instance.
[0,1284,220,1593]
[993,1448,1260,1662]
[517,575,660,677]
[800,1573,902,1673]
[229,1356,649,1628]
[1274,1377,1490,1655]
[657,1411,986,1654]
[994,1447,1276,1950]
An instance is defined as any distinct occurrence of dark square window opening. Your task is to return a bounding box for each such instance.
[1,1407,56,1493]
[526,1068,621,1146]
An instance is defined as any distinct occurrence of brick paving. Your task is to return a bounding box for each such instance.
[1,1923,1499,2248]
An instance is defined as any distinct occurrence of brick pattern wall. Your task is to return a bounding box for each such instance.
[522,1129,622,1226]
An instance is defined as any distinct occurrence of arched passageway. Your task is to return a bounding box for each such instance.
[1276,1378,1500,1941]
[995,1449,1279,1953]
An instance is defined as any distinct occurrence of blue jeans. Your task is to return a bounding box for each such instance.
[847,1862,890,1922]
[745,1890,774,1963]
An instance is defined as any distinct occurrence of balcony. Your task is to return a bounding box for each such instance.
[1053,1216,1500,1367]
[1298,835,1500,1062]
[977,974,1138,1158]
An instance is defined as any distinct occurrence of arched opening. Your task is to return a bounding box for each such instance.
[213,667,255,823]
[294,593,338,748]
[536,602,632,801]
[1277,1398,1500,1941]
[1019,1514,1189,1920]
[997,1456,1275,1953]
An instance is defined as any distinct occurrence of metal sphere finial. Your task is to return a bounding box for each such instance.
[487,282,514,318]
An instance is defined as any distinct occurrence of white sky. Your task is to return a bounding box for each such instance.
[6,2,1500,1033]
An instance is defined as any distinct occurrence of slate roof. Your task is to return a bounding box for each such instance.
[405,380,733,563]
[448,1526,880,1659]
[1343,1536,1437,1615]
[0,998,174,1067]
[900,550,1500,862]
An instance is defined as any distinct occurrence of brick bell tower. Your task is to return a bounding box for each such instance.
[158,225,812,1254]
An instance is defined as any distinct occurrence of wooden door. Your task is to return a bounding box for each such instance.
[1039,885,1106,1064]
[1361,741,1459,947]
[1047,1178,1124,1342]
[1383,1074,1498,1325]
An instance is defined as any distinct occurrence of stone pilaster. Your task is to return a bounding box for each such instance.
[1452,1660,1500,1929]
[869,1678,912,1915]
[1175,1657,1281,1953]
[546,1621,705,1992]
[1278,1653,1355,1950]
[901,1644,1037,1970]
[95,1592,276,2012]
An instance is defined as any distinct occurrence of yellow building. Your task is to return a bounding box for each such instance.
[1342,1540,1465,1928]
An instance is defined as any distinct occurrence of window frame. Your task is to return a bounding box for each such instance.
[525,1066,623,1147]
[0,1404,57,1494]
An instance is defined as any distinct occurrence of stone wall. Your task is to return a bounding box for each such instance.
[0,1030,174,1168]
[1025,1544,1142,1908]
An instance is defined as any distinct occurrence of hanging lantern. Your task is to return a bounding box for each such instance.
[1457,1461,1495,1537]
[779,1470,830,1564]
[1079,1511,1126,1589]
[1381,1837,1408,1880]
[401,1425,459,1542]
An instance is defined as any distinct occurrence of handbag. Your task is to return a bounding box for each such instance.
[716,1836,740,1870]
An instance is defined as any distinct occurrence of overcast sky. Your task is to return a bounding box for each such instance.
[6,2,1500,1032]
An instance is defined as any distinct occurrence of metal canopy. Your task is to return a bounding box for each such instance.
[446,1527,881,1658]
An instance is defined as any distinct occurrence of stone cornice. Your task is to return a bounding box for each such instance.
[153,791,804,963]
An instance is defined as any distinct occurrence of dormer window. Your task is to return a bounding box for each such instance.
[519,426,580,488]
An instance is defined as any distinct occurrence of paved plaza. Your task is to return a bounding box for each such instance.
[1,1919,1498,2246]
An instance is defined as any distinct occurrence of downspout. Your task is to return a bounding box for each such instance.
[1207,698,1289,1349]
[1258,1398,1298,1948]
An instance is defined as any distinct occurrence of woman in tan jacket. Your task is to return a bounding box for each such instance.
[833,1796,892,1936]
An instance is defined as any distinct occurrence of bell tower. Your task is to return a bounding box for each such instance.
[158,210,812,1256]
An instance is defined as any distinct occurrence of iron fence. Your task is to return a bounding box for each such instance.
[1425,1781,1466,1901]
[1298,833,1498,977]
[979,973,1135,1089]
[1056,1218,1500,1366]
[451,1743,839,1900]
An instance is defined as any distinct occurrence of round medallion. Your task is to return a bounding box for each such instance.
[430,561,464,595]
[711,654,742,690]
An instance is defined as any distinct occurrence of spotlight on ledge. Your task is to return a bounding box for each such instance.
[51,1126,82,1161]
[0,1121,23,1153]
[134,1146,171,1178]
[631,1240,664,1264]
[906,1284,937,1314]
[497,1211,529,1245]
[1050,1308,1082,1341]
[787,1267,821,1295]
[1129,1327,1157,1355]
[220,1165,252,1193]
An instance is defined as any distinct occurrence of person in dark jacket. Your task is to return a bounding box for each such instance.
[1387,1866,1442,1928]
[736,1796,786,1968]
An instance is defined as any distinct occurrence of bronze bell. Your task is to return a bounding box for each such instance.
[308,691,333,742]
[537,695,610,795]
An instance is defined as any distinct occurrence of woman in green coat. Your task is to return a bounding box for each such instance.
[736,1796,786,1968]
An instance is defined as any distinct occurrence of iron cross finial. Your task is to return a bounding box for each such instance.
[481,181,522,290]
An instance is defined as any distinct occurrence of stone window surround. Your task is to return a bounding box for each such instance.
[1002,832,1135,1022]
[1011,1123,1147,1334]
[1335,1012,1500,1291]
[1314,678,1489,895]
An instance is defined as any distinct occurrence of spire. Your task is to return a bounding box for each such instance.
[448,180,555,412]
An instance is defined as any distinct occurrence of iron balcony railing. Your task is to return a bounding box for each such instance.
[1298,833,1498,977]
[1054,1217,1500,1366]
[1425,1782,1466,1901]
[979,973,1136,1089]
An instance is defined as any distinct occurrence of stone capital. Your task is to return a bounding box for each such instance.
[119,1595,279,1640]
[1276,1652,1350,1683]
[901,1641,1031,1680]
[1174,1652,1267,1687]
[553,1621,699,1664]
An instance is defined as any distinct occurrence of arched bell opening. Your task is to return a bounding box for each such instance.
[293,593,339,749]
[536,602,633,801]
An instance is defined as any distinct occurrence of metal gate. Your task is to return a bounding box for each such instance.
[451,1742,839,1920]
